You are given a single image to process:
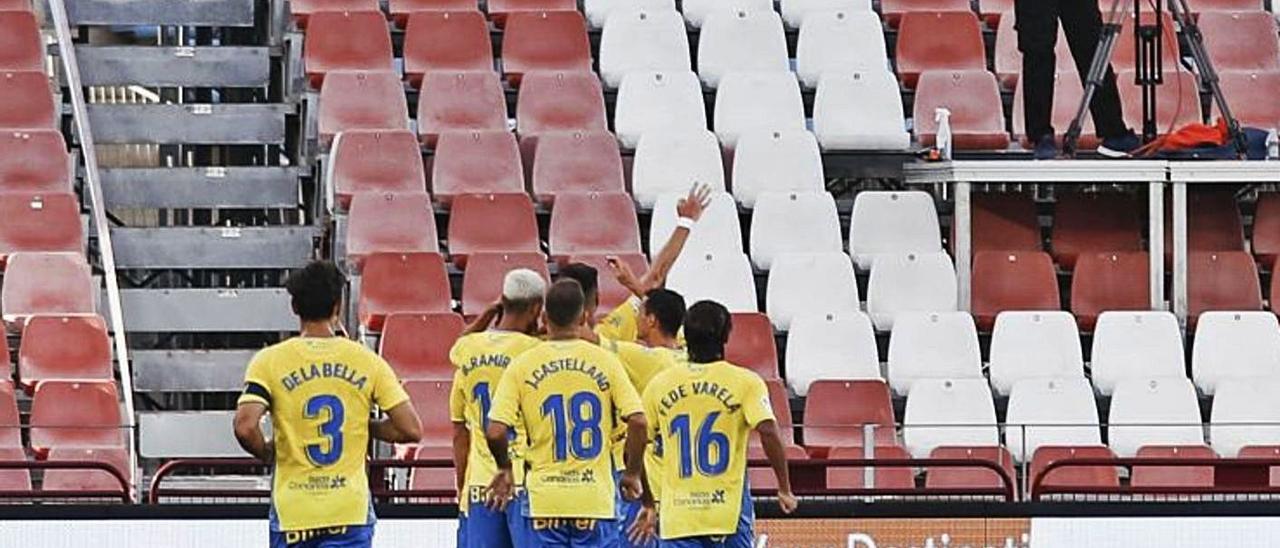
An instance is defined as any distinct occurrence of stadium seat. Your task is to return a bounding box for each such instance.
[0,192,84,263]
[346,192,438,270]
[379,312,465,381]
[1184,0,1263,13]
[515,71,608,135]
[548,192,641,261]
[290,0,380,28]
[1165,190,1246,256]
[0,446,30,491]
[1216,71,1280,131]
[795,10,888,89]
[782,0,872,28]
[988,311,1084,397]
[713,72,806,150]
[1131,445,1217,488]
[813,71,911,151]
[0,0,30,9]
[849,191,943,270]
[357,252,451,331]
[531,131,625,205]
[328,130,425,211]
[971,251,1061,331]
[648,191,742,259]
[666,252,758,313]
[0,381,21,447]
[566,254,649,315]
[682,0,772,28]
[1199,12,1280,71]
[409,445,457,493]
[614,71,706,150]
[0,11,42,73]
[0,130,70,194]
[29,380,123,451]
[1070,252,1151,331]
[865,251,958,332]
[825,445,915,490]
[994,16,1073,90]
[598,8,690,89]
[1116,69,1203,134]
[403,380,454,446]
[725,313,780,380]
[446,193,539,268]
[585,0,674,28]
[895,11,986,88]
[731,131,825,208]
[1012,70,1098,146]
[978,0,1013,26]
[416,71,508,147]
[2,253,95,327]
[748,444,809,492]
[43,447,130,494]
[785,313,881,397]
[803,380,897,450]
[1090,311,1185,396]
[1187,252,1263,325]
[1254,193,1280,266]
[697,10,789,89]
[1051,192,1144,269]
[881,0,971,28]
[389,0,479,25]
[461,252,550,317]
[430,130,524,204]
[903,378,999,459]
[1006,377,1102,463]
[402,11,493,88]
[749,192,843,270]
[886,312,983,396]
[631,131,725,207]
[318,71,410,148]
[303,11,394,88]
[913,70,1012,150]
[0,71,56,129]
[1108,377,1205,457]
[1192,311,1280,396]
[18,315,112,390]
[1029,446,1119,498]
[488,0,576,27]
[766,253,860,331]
[924,446,1016,492]
[1210,378,1280,459]
[501,11,592,83]
[1111,12,1180,72]
[967,192,1041,253]
[1238,445,1280,486]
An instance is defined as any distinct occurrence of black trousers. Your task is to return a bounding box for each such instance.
[1015,0,1131,141]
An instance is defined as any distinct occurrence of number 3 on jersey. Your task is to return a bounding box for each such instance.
[670,412,729,478]
[304,394,345,467]
[542,392,603,461]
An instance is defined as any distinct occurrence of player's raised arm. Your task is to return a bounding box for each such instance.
[639,183,711,293]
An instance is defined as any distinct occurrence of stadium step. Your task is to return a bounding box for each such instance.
[76,46,273,88]
[139,411,246,458]
[67,0,256,27]
[132,350,256,392]
[111,226,317,270]
[100,167,302,209]
[116,288,295,333]
[86,103,292,145]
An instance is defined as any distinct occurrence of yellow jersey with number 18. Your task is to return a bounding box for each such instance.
[237,337,410,532]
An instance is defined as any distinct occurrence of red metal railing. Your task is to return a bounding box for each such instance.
[1031,457,1280,500]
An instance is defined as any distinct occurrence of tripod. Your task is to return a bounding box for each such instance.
[1061,0,1247,157]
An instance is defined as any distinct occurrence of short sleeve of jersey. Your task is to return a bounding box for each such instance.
[596,297,640,343]
[606,354,644,419]
[449,369,466,422]
[488,361,522,428]
[236,349,273,407]
[641,380,662,444]
[371,355,410,410]
[741,372,775,429]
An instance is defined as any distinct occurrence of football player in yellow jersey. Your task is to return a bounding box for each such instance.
[640,301,797,547]
[449,269,545,548]
[233,261,423,548]
[484,279,650,547]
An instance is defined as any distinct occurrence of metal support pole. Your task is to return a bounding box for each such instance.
[1172,182,1189,326]
[1148,181,1166,310]
[954,181,972,311]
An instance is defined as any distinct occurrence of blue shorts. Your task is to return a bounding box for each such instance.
[269,524,373,548]
[526,517,619,547]
[460,487,531,547]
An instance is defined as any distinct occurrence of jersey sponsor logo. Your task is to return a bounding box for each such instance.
[280,362,368,392]
[466,484,525,504]
[542,467,599,485]
[670,488,729,508]
[523,358,611,392]
[532,518,599,531]
[286,474,349,492]
[283,526,349,543]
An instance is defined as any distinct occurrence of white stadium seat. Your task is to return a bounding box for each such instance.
[649,191,742,259]
[585,0,675,29]
[865,251,958,331]
[667,251,758,312]
[785,311,881,396]
[782,0,873,28]
[814,71,911,150]
[848,190,942,270]
[887,311,982,396]
[1005,377,1101,462]
[697,10,790,88]
[730,130,824,207]
[1211,378,1280,458]
[599,9,691,88]
[615,71,706,149]
[631,130,725,207]
[714,72,806,150]
[682,0,773,28]
[749,192,843,271]
[1108,376,1205,458]
[903,378,999,459]
[1090,311,1185,396]
[765,252,860,331]
[988,311,1084,397]
[795,10,888,88]
[1192,311,1280,396]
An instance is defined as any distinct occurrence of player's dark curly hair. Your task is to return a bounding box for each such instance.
[643,288,686,338]
[286,260,346,322]
[684,300,733,364]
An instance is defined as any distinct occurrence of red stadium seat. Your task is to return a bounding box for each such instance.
[978,0,1013,26]
[461,252,550,317]
[0,71,56,129]
[548,192,641,262]
[380,312,465,381]
[1256,193,1280,266]
[0,11,43,73]
[318,71,410,148]
[925,446,1016,491]
[18,315,112,391]
[303,10,394,89]
[913,70,1011,150]
[1051,192,1144,269]
[531,131,625,206]
[880,0,971,28]
[430,130,524,204]
[409,445,457,493]
[747,444,808,492]
[328,129,425,211]
[1184,0,1265,13]
[1029,445,1119,498]
[1164,190,1246,256]
[1238,445,1280,486]
[1216,71,1280,132]
[1132,445,1216,488]
[1198,12,1280,72]
[0,130,71,194]
[43,446,130,494]
[971,251,1060,331]
[29,381,124,453]
[390,0,477,27]
[346,192,439,270]
[501,11,592,84]
[565,254,649,316]
[1188,251,1262,325]
[1012,70,1098,147]
[725,313,780,380]
[446,193,540,268]
[803,380,897,454]
[0,192,84,264]
[895,12,986,89]
[0,381,20,447]
[1116,69,1203,135]
[0,447,30,492]
[403,11,493,88]
[1112,12,1179,72]
[2,253,95,327]
[357,252,451,331]
[488,0,576,27]
[289,0,379,28]
[965,193,1041,253]
[1070,252,1150,332]
[404,380,455,446]
[417,71,508,147]
[0,0,32,10]
[826,445,915,490]
[515,71,608,136]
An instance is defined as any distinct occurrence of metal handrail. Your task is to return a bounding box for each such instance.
[1031,457,1280,500]
[0,459,132,503]
[760,458,1018,502]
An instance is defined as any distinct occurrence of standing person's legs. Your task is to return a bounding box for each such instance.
[1059,0,1132,139]
[1016,0,1062,142]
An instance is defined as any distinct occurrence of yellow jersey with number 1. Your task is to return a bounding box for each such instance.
[601,340,685,481]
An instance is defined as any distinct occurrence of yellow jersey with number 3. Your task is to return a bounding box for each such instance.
[488,339,644,519]
[237,337,409,532]
[641,360,774,539]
